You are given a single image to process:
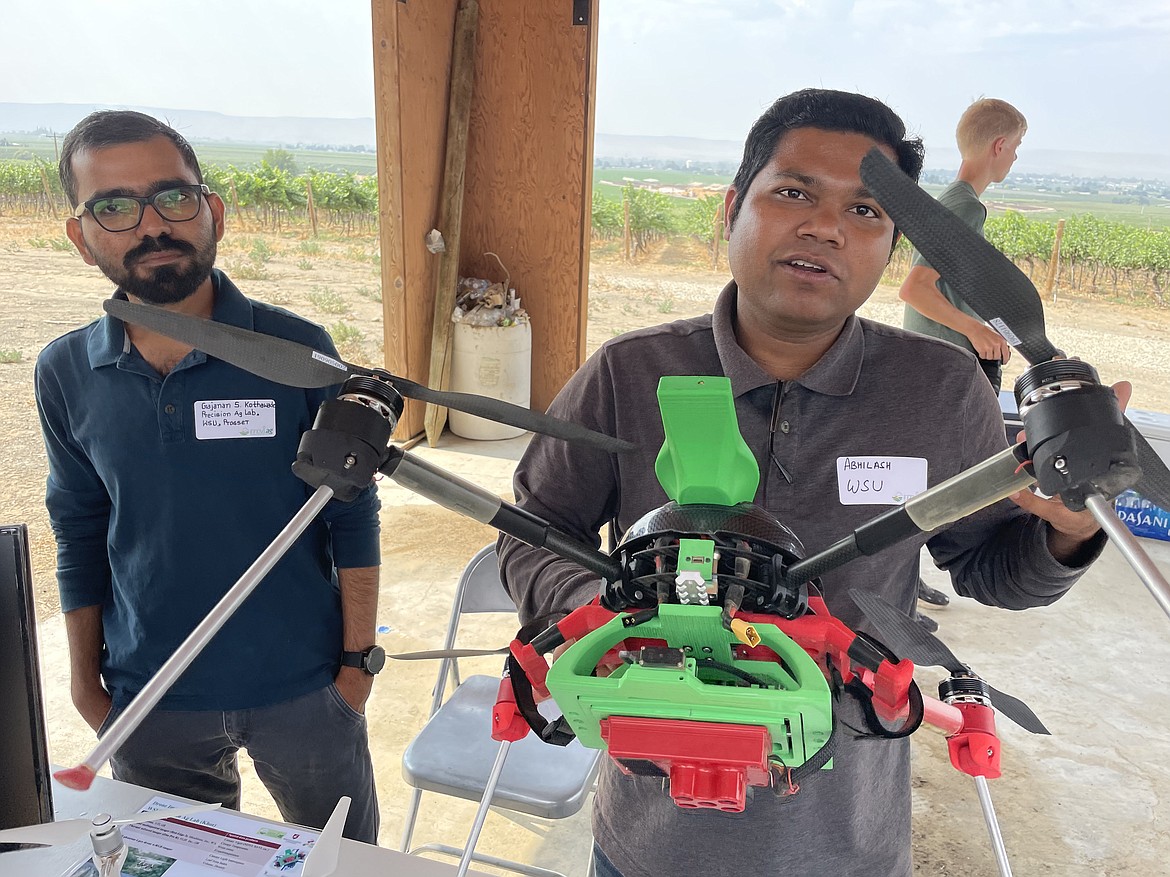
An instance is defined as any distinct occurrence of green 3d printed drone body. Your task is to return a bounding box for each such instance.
[499,377,921,811]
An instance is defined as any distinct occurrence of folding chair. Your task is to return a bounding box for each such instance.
[400,543,600,877]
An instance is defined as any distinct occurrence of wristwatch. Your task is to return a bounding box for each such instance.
[341,645,386,676]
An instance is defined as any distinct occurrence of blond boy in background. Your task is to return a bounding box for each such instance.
[900,98,1027,614]
[900,97,1027,394]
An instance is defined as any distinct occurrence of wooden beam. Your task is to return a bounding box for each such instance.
[576,0,600,363]
[371,0,411,437]
[459,1,594,412]
[372,0,596,429]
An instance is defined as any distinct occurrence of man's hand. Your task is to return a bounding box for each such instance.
[1010,381,1133,563]
[965,322,1012,364]
[334,665,374,714]
[73,681,113,733]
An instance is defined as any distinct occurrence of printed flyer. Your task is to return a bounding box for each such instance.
[63,797,320,877]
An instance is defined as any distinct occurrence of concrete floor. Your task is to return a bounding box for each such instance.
[35,432,1170,876]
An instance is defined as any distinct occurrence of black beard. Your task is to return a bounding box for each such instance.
[115,235,217,305]
[120,259,213,305]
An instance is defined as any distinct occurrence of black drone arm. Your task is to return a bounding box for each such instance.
[785,444,1034,587]
[378,446,623,583]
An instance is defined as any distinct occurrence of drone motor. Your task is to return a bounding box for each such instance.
[291,375,404,501]
[1015,359,1139,510]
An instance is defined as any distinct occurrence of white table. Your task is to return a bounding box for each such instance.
[6,775,484,876]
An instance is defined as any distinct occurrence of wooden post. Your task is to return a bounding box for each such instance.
[1044,218,1065,303]
[38,166,58,219]
[229,179,245,230]
[305,177,319,238]
[423,0,480,447]
[622,190,631,262]
[711,200,724,272]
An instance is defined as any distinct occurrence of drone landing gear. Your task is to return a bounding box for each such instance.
[927,681,1015,877]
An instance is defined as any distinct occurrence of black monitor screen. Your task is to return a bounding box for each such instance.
[0,524,53,830]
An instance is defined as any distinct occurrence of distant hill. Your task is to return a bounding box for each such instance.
[594,133,744,164]
[595,132,1170,182]
[4,105,1167,182]
[0,102,376,148]
[925,146,1170,182]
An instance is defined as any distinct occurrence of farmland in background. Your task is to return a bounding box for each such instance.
[0,132,377,173]
[1,133,1168,305]
[592,165,1170,306]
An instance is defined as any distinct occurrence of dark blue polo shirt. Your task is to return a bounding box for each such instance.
[35,271,381,710]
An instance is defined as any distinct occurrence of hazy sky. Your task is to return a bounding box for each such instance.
[3,0,1167,158]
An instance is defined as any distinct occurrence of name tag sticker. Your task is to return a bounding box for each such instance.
[836,456,927,505]
[195,399,277,440]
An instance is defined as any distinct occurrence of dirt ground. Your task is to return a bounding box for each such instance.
[4,218,1170,875]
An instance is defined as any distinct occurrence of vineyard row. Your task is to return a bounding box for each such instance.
[3,158,1168,302]
[593,187,1170,303]
[0,159,378,233]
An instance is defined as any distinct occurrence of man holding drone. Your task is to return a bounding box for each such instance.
[35,111,383,842]
[500,89,1120,877]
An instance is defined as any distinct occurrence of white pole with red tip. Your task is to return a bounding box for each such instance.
[56,485,336,790]
[974,776,1013,877]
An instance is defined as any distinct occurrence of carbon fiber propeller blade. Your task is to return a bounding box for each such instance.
[860,149,1170,509]
[103,299,635,454]
[985,684,1050,736]
[859,148,1060,365]
[849,589,1049,734]
[1130,425,1170,510]
[386,647,508,660]
[850,589,965,673]
[105,297,357,387]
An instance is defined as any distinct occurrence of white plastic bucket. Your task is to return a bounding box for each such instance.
[449,321,532,440]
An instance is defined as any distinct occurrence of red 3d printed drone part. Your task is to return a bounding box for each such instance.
[945,702,1002,779]
[922,695,965,736]
[600,715,772,812]
[509,639,552,700]
[739,599,916,716]
[510,603,618,700]
[492,674,531,742]
[54,764,97,791]
[856,663,919,725]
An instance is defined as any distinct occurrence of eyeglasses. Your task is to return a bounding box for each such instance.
[74,184,211,232]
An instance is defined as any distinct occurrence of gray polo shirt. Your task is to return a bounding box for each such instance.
[500,281,1099,877]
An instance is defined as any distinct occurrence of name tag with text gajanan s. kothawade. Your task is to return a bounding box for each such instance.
[194,399,277,440]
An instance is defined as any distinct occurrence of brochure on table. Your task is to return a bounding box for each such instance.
[63,796,320,877]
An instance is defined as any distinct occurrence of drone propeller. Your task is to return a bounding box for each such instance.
[859,148,1170,511]
[0,802,221,848]
[301,796,349,877]
[849,589,1049,736]
[102,298,635,456]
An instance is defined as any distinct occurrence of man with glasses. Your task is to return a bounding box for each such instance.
[35,111,383,842]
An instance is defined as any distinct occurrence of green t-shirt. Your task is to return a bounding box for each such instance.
[902,180,989,356]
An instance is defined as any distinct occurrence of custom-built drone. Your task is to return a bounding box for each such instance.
[26,149,1170,877]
